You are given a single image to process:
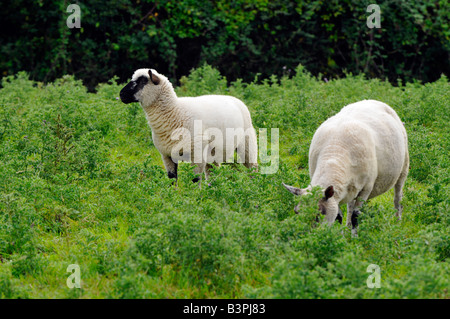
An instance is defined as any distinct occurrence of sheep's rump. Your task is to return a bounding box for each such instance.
[310,100,408,198]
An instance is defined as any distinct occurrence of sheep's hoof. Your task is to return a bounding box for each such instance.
[335,210,343,224]
[168,172,176,179]
[350,210,360,238]
[351,210,360,228]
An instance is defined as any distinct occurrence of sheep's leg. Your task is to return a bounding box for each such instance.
[347,189,371,237]
[336,208,344,224]
[191,162,206,186]
[347,200,361,237]
[244,131,258,170]
[162,155,178,185]
[346,201,356,227]
[205,163,218,181]
[394,182,405,220]
[204,164,211,181]
[394,155,409,220]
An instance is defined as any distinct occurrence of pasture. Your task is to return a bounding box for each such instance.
[0,65,448,298]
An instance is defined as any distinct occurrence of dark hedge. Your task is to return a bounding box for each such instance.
[0,0,448,90]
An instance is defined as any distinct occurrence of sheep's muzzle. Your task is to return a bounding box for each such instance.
[120,81,139,104]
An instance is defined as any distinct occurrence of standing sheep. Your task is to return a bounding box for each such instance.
[119,68,258,183]
[283,100,409,235]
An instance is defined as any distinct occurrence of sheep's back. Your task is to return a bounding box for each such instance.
[309,100,408,198]
[178,95,252,131]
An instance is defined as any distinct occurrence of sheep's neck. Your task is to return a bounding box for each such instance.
[312,148,349,202]
[144,102,183,131]
[141,90,189,150]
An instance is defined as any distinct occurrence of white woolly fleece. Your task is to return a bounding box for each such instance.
[131,68,258,180]
[284,99,409,227]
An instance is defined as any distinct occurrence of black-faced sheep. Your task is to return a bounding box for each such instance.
[283,100,409,235]
[120,68,258,183]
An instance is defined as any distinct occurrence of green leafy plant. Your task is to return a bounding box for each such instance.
[0,65,448,298]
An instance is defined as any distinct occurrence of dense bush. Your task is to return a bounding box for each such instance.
[0,0,448,90]
[0,65,448,298]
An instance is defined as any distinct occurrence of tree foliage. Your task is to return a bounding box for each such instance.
[0,0,448,90]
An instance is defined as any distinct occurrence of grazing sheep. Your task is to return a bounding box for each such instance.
[283,100,409,235]
[119,68,258,183]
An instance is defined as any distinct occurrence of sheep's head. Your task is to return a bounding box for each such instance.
[282,183,341,225]
[120,69,162,106]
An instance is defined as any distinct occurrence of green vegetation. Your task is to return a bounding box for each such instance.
[0,65,449,298]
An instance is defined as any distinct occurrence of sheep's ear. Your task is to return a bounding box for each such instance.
[149,70,160,85]
[324,186,334,200]
[282,183,306,196]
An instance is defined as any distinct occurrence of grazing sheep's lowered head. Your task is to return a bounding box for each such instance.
[282,183,342,224]
[120,68,170,107]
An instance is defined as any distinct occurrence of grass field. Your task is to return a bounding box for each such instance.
[0,65,448,298]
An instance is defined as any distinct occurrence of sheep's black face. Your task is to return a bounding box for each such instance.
[120,76,149,104]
